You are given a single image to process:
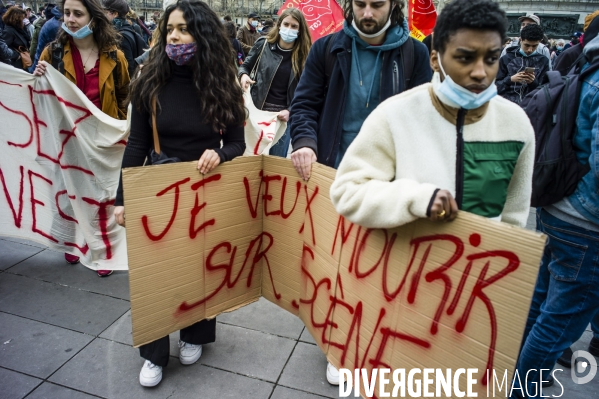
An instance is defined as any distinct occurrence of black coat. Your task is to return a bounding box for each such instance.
[114,19,147,78]
[0,26,18,64]
[238,37,298,110]
[1,25,31,69]
[496,45,550,105]
[554,44,582,76]
[289,30,432,167]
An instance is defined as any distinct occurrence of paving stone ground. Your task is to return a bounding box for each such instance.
[0,210,597,398]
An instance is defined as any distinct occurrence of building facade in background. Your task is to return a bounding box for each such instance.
[20,0,597,37]
[436,0,596,38]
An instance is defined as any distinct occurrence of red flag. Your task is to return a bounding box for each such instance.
[278,0,344,42]
[408,0,437,41]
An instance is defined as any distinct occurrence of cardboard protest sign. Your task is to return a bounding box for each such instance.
[123,156,546,398]
[279,0,344,42]
[0,63,128,270]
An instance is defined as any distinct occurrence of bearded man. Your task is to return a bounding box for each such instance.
[289,0,432,182]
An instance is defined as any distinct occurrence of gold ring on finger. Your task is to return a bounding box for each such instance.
[438,210,446,218]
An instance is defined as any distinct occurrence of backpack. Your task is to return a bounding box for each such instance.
[323,31,414,92]
[51,42,121,88]
[119,28,148,73]
[120,28,147,59]
[520,57,599,207]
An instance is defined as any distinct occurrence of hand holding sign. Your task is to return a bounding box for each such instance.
[197,149,221,175]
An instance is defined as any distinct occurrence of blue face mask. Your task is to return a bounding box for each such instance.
[519,48,537,57]
[62,20,93,40]
[279,27,298,43]
[436,59,497,110]
[250,20,258,28]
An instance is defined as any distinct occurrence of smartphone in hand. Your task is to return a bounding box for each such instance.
[525,67,536,74]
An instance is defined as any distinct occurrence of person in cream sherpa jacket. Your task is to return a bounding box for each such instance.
[330,0,535,229]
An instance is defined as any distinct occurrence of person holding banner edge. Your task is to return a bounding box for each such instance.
[33,0,130,118]
[112,0,246,387]
[33,0,130,276]
[239,7,312,158]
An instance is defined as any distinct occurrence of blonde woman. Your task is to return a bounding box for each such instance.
[239,7,312,157]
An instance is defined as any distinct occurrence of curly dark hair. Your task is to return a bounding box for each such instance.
[56,0,121,52]
[520,23,544,42]
[343,0,405,27]
[2,6,26,28]
[433,0,507,53]
[129,0,245,131]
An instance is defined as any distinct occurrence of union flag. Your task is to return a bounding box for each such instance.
[278,0,345,42]
[408,0,437,41]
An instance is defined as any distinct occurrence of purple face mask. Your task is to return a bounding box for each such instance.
[165,43,197,66]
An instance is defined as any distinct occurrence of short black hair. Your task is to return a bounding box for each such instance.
[520,23,544,42]
[433,0,507,53]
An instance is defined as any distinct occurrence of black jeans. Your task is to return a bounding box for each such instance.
[139,318,216,367]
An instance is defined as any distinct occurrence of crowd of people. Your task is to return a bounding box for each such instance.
[1,0,151,72]
[1,0,598,396]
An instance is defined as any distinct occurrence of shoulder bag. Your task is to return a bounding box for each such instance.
[249,39,268,82]
[147,97,181,165]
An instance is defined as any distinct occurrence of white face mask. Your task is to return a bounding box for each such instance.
[351,15,391,39]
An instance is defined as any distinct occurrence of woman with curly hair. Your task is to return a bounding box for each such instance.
[1,6,32,69]
[112,0,246,387]
[239,7,311,157]
[33,0,130,274]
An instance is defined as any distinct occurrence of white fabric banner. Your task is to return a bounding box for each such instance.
[0,63,128,270]
[243,90,287,156]
[0,64,285,270]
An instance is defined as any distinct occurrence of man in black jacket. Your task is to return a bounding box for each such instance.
[496,23,549,105]
[289,0,431,181]
[103,0,147,77]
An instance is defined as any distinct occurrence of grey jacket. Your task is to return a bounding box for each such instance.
[238,37,298,110]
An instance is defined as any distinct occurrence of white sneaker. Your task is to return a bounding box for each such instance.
[179,340,203,365]
[139,360,162,387]
[326,362,343,385]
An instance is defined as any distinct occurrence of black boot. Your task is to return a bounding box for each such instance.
[556,347,577,368]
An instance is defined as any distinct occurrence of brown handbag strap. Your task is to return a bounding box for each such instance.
[151,96,160,154]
